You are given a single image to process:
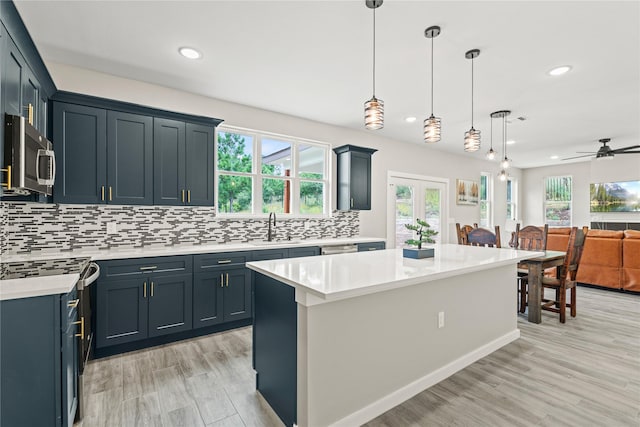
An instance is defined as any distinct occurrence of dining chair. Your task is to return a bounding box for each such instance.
[466,226,501,248]
[541,226,585,323]
[513,224,548,312]
[455,223,478,245]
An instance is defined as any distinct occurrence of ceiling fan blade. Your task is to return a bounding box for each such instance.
[562,153,595,160]
[575,151,596,154]
[616,150,640,154]
[611,145,640,153]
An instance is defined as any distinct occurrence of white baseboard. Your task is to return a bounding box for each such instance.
[329,329,520,427]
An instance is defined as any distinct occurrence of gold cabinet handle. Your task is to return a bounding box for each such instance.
[182,189,185,203]
[151,281,154,297]
[73,317,84,339]
[144,282,147,298]
[226,273,229,287]
[68,299,80,308]
[368,247,377,251]
[139,266,158,271]
[187,190,191,203]
[350,198,354,208]
[101,186,105,201]
[28,103,34,126]
[109,186,113,201]
[217,260,231,264]
[220,274,224,288]
[1,166,12,189]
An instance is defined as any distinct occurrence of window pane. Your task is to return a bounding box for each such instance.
[262,139,291,177]
[506,180,512,202]
[545,176,572,201]
[217,132,253,173]
[480,201,489,228]
[299,181,324,214]
[262,178,291,213]
[545,201,571,226]
[424,188,441,243]
[299,145,325,180]
[395,185,413,248]
[507,203,513,220]
[480,175,487,200]
[218,175,252,213]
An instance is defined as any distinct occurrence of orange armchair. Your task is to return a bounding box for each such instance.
[622,230,640,292]
[576,230,624,289]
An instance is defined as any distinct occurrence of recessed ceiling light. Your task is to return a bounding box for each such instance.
[548,65,571,76]
[405,116,417,123]
[550,155,559,160]
[506,140,515,145]
[179,47,202,60]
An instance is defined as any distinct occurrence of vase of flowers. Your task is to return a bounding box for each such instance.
[403,218,438,259]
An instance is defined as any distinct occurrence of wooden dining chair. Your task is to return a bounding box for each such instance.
[455,223,478,245]
[513,224,548,312]
[466,226,501,248]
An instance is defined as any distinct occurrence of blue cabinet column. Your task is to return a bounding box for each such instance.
[153,118,185,206]
[185,123,215,206]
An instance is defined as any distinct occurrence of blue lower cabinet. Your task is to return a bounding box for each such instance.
[288,246,320,258]
[1,287,79,427]
[193,266,252,329]
[357,241,386,252]
[223,266,253,321]
[148,273,193,337]
[96,277,148,348]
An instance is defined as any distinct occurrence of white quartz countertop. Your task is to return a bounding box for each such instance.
[2,237,385,263]
[246,244,544,302]
[0,273,79,301]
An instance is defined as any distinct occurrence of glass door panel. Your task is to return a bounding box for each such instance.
[395,185,414,248]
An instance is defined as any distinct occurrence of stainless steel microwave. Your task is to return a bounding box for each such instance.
[2,114,55,196]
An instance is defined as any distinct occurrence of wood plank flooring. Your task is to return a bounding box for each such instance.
[77,287,639,426]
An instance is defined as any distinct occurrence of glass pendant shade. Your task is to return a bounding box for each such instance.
[423,114,441,143]
[501,157,511,169]
[364,96,384,130]
[464,128,481,152]
[499,169,507,181]
[486,147,496,160]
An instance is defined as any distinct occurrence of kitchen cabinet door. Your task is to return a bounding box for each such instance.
[153,118,185,206]
[147,273,193,337]
[357,242,386,252]
[193,271,225,329]
[96,278,148,348]
[223,266,253,321]
[22,66,39,127]
[62,315,79,427]
[288,246,320,258]
[52,102,107,204]
[333,145,377,211]
[185,123,215,206]
[107,111,153,205]
[2,31,24,117]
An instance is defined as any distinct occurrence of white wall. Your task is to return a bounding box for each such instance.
[522,156,640,227]
[47,62,520,243]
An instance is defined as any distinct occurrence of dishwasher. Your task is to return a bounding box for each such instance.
[320,244,358,255]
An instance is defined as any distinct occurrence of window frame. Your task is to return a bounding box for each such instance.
[215,125,331,217]
[479,172,493,228]
[544,175,573,227]
[506,177,518,221]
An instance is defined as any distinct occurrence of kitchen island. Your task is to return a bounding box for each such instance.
[247,244,543,427]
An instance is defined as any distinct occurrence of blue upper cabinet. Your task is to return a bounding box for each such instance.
[333,145,377,211]
[153,119,215,206]
[51,92,222,206]
[107,111,154,205]
[185,123,215,206]
[53,102,107,204]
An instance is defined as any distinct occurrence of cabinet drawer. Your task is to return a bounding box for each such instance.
[194,251,252,270]
[357,242,386,252]
[99,256,192,279]
[288,246,320,258]
[252,248,289,261]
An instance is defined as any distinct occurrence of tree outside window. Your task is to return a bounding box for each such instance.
[544,176,572,226]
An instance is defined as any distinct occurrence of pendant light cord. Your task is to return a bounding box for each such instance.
[372,7,376,97]
[471,57,474,127]
[490,115,493,149]
[503,114,507,158]
[430,36,434,115]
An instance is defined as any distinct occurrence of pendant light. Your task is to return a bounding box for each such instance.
[486,113,496,159]
[490,110,510,181]
[464,49,481,152]
[424,26,441,143]
[364,0,384,130]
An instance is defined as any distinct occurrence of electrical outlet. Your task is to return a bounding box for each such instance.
[438,311,445,328]
[106,222,118,234]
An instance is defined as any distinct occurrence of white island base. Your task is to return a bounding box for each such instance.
[248,245,541,427]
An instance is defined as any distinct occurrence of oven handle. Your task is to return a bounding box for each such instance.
[35,149,56,186]
[78,262,100,289]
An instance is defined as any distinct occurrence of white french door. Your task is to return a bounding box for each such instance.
[387,173,448,249]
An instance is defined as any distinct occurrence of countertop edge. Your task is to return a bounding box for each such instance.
[0,273,80,301]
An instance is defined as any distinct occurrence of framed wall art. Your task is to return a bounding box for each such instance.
[456,179,479,205]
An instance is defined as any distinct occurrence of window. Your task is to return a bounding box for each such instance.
[544,176,572,226]
[216,126,329,216]
[479,173,492,228]
[506,178,517,221]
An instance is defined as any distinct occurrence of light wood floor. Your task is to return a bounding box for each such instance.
[78,287,640,426]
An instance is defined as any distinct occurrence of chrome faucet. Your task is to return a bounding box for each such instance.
[267,212,276,241]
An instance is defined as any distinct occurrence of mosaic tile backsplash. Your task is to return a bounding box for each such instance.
[0,202,359,255]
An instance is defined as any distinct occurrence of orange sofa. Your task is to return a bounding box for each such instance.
[576,230,624,290]
[622,230,640,292]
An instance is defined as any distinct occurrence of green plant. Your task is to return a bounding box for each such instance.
[405,219,438,249]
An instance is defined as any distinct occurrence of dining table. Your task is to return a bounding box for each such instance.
[518,250,567,323]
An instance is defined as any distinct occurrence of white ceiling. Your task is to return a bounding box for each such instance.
[14,0,640,169]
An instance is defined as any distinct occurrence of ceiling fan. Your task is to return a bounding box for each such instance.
[563,138,640,160]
